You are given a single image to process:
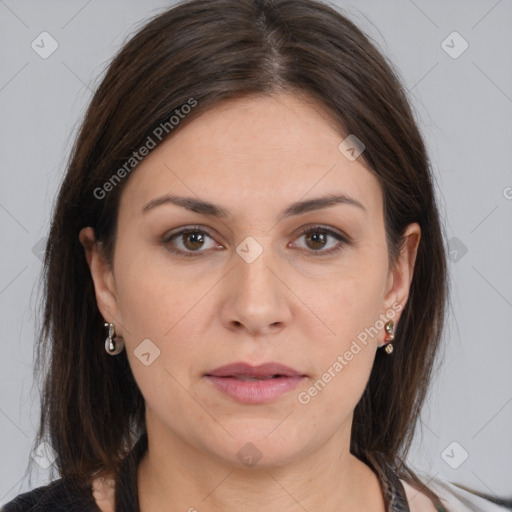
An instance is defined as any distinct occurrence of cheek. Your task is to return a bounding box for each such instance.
[297,258,387,409]
[310,261,387,350]
[112,238,202,337]
[112,249,204,418]
[112,242,218,388]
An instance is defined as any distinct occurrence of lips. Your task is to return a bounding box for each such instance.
[204,362,307,404]
[204,361,306,379]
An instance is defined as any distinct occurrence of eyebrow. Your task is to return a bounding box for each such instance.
[141,193,366,220]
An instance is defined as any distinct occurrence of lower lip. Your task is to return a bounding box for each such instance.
[204,375,306,404]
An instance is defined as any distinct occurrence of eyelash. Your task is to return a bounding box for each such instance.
[162,225,349,258]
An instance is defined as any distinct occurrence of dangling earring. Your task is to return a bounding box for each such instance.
[104,322,125,355]
[383,320,395,354]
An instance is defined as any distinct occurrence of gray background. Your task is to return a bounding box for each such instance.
[1,0,511,506]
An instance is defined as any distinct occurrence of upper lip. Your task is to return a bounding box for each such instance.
[205,362,306,378]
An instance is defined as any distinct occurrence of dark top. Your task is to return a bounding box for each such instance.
[2,433,443,512]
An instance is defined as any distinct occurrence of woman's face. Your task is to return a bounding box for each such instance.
[81,92,419,468]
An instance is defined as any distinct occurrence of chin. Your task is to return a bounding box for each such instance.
[215,426,306,469]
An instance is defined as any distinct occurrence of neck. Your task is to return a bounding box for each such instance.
[136,418,386,512]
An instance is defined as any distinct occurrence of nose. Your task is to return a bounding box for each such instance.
[220,244,293,336]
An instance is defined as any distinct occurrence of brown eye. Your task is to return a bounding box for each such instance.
[163,227,219,257]
[294,226,348,256]
[181,231,206,251]
[304,230,328,250]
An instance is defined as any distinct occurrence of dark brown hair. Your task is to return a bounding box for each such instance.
[30,0,448,507]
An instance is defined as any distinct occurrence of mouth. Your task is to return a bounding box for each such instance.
[204,362,307,404]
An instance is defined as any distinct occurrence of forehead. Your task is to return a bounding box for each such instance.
[119,92,382,223]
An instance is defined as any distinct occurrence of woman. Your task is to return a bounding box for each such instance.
[2,0,509,511]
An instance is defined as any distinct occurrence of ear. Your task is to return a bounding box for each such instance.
[79,227,123,334]
[379,222,421,345]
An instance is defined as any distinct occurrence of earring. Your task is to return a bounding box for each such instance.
[383,320,395,354]
[104,322,125,355]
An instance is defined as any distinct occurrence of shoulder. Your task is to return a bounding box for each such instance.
[1,478,99,512]
[400,479,438,512]
[401,476,512,512]
[431,478,512,512]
